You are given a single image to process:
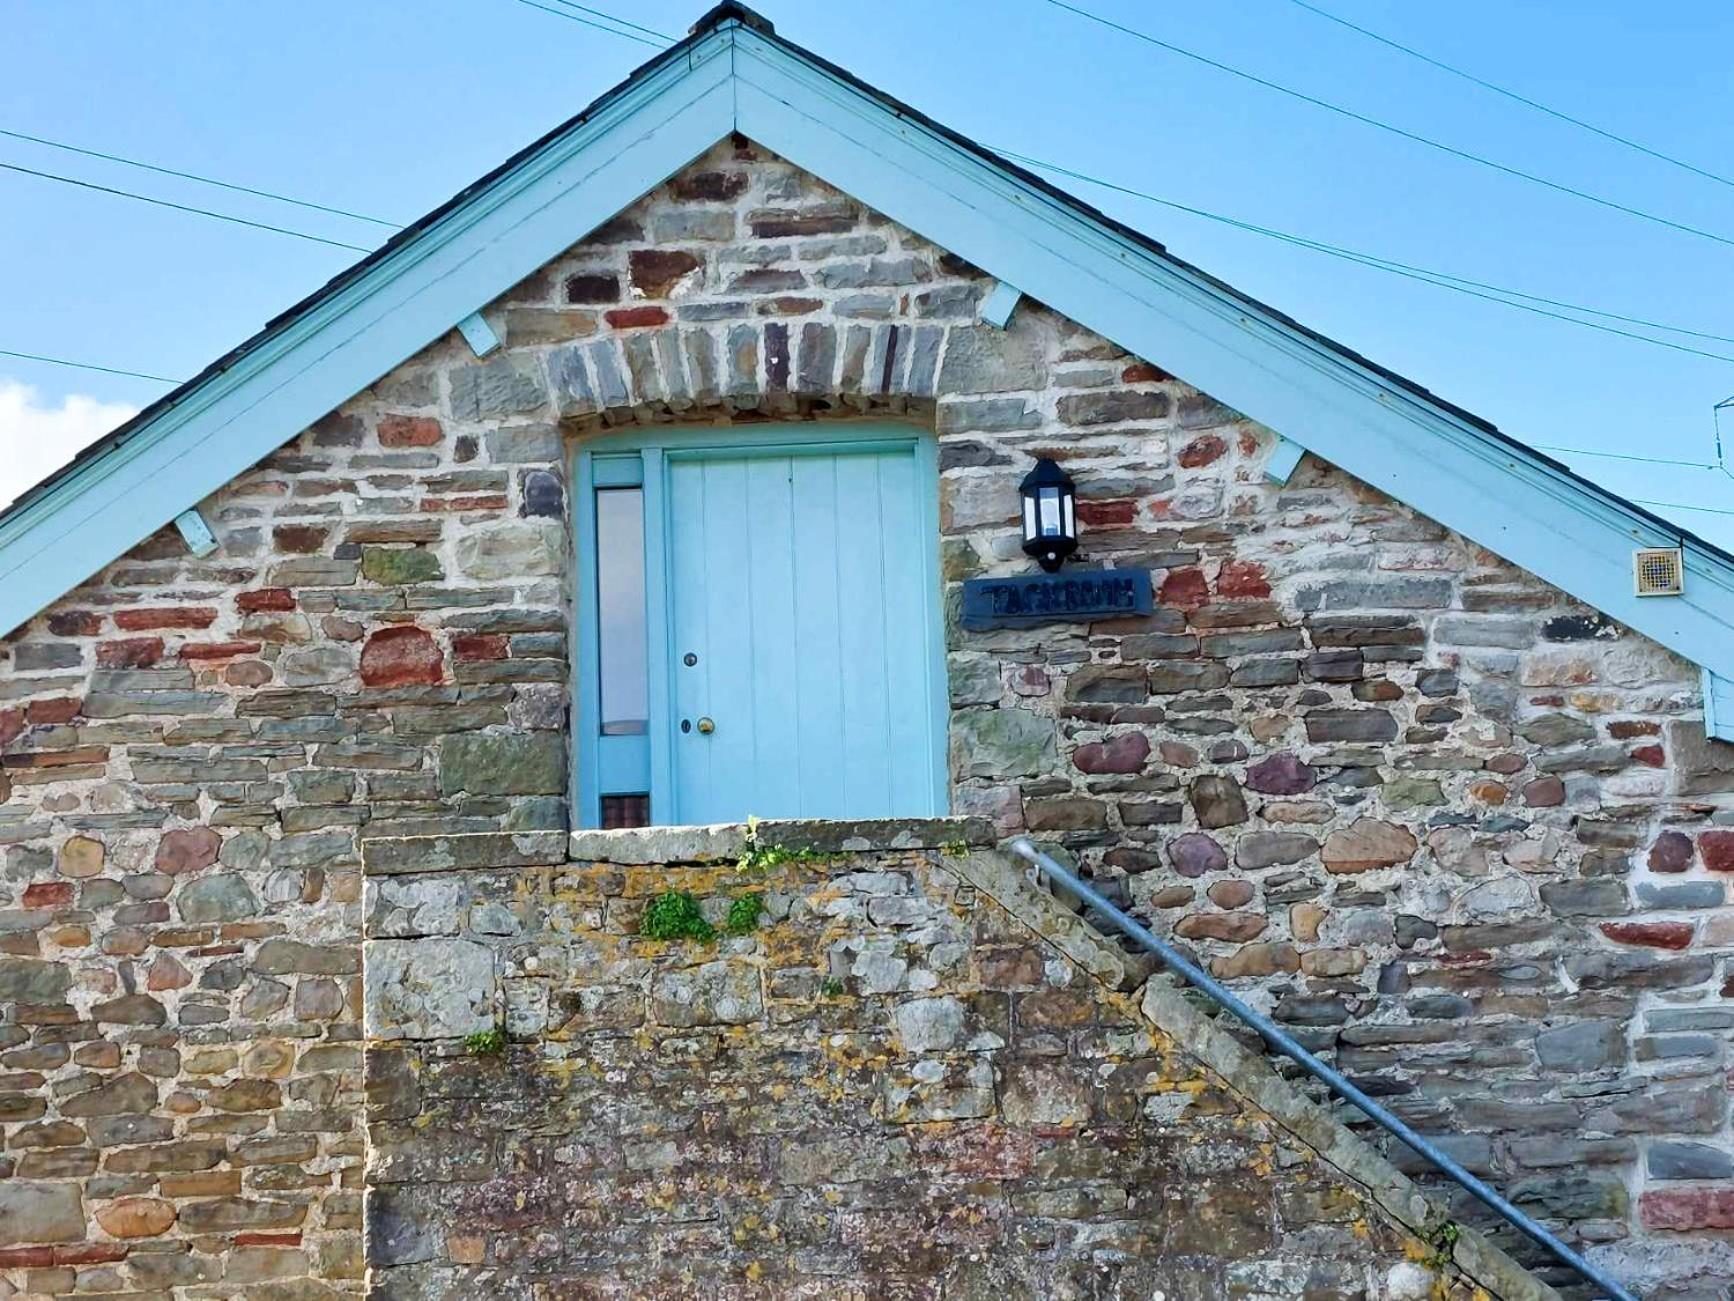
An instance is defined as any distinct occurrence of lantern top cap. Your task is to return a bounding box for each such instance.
[1019,457,1073,492]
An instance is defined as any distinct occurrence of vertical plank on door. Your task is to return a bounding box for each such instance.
[790,454,845,815]
[703,457,757,821]
[668,459,713,820]
[832,452,894,815]
[743,456,800,815]
[874,448,937,815]
[641,448,674,822]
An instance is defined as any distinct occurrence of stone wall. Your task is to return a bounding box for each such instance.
[0,135,1728,1295]
[0,803,362,1295]
[361,827,1515,1300]
[937,359,1734,1291]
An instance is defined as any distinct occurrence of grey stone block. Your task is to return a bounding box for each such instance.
[1535,1019,1625,1072]
[449,356,546,420]
[177,874,260,924]
[1648,1141,1734,1180]
[1635,880,1724,909]
[951,707,1056,779]
[1671,720,1734,795]
[484,424,562,463]
[0,1180,86,1246]
[938,323,1045,395]
[439,732,566,797]
[364,938,495,1040]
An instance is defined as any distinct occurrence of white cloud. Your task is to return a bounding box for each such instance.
[0,381,139,509]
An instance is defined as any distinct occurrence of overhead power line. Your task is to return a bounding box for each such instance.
[1279,0,1734,192]
[0,348,181,384]
[3,0,1722,514]
[1530,445,1718,470]
[997,148,1734,366]
[515,0,1734,344]
[511,0,1734,364]
[0,126,400,227]
[0,161,373,253]
[505,0,1734,366]
[540,0,674,42]
[507,0,668,46]
[1634,499,1734,519]
[1036,0,1734,252]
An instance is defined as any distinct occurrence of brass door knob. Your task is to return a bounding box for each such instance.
[696,717,715,734]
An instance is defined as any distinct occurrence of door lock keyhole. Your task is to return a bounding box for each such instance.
[683,652,698,667]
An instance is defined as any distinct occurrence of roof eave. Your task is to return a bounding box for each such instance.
[3,7,1733,720]
[0,23,739,634]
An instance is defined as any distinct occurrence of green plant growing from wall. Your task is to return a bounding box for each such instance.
[735,814,824,872]
[725,893,764,935]
[464,1027,505,1056]
[1424,1220,1461,1270]
[642,889,716,942]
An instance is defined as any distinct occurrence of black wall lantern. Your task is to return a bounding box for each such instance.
[1020,457,1078,572]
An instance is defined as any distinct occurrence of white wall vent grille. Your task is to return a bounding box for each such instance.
[1633,548,1684,597]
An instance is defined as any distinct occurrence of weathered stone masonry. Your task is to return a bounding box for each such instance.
[361,827,1512,1299]
[0,136,1729,1296]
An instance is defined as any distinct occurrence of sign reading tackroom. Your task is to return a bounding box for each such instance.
[960,569,1152,629]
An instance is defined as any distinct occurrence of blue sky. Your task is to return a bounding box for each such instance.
[4,0,1732,543]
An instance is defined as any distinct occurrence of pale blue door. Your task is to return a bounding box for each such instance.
[666,443,943,824]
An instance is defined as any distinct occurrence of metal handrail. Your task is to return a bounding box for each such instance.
[1006,837,1635,1301]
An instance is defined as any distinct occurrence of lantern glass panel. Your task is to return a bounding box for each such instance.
[1038,489,1062,537]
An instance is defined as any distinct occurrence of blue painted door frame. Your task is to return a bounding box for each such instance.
[572,423,949,828]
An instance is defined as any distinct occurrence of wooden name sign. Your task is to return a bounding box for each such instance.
[960,568,1152,630]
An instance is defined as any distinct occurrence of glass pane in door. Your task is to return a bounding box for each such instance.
[596,487,648,736]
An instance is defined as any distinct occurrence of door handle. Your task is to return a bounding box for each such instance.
[696,717,715,735]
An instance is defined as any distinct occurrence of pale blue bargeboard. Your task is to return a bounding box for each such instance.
[1,9,1729,740]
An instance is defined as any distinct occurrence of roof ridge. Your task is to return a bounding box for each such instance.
[4,1,1734,725]
[688,1,774,36]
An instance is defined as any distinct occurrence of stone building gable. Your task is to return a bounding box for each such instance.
[362,837,1528,1299]
[0,137,1727,1296]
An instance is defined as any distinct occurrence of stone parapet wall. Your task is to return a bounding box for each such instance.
[0,136,1726,1294]
[360,833,1517,1299]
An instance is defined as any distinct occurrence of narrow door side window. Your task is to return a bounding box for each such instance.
[592,471,651,828]
[596,486,648,736]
